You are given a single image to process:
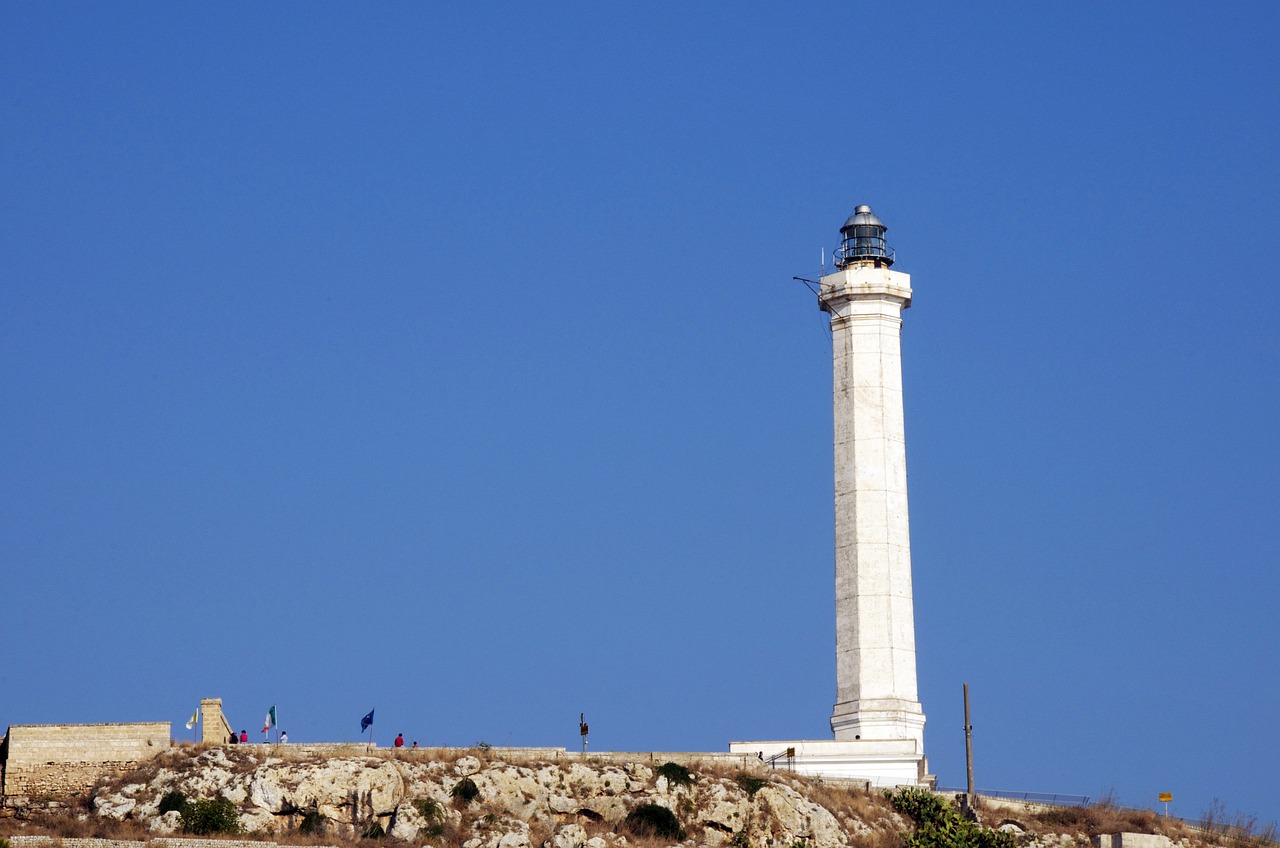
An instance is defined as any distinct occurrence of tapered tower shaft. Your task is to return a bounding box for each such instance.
[819,206,925,749]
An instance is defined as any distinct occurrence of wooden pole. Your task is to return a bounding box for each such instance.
[964,683,975,807]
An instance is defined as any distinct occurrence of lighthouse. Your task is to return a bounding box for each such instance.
[730,206,929,786]
[820,206,926,750]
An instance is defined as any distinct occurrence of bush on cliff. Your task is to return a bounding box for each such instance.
[450,777,480,804]
[624,803,685,840]
[654,762,695,788]
[300,810,327,836]
[886,788,1013,848]
[181,797,240,835]
[157,790,187,816]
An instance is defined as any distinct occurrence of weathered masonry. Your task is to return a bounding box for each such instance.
[1,722,170,804]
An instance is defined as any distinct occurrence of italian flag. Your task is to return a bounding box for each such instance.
[262,705,276,733]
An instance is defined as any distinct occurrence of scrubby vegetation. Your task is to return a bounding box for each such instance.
[887,787,1013,848]
[180,797,241,835]
[157,789,187,815]
[623,802,685,840]
[299,810,328,835]
[450,776,480,804]
[655,761,695,788]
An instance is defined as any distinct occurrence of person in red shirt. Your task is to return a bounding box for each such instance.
[239,730,248,744]
[394,733,404,748]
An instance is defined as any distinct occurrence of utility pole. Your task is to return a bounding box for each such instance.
[964,683,975,808]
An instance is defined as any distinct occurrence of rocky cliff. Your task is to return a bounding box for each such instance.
[10,746,1210,848]
[86,746,896,848]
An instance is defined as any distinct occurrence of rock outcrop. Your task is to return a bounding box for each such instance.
[89,749,871,848]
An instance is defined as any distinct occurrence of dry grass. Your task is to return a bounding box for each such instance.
[1031,802,1163,836]
[1200,799,1280,848]
[12,811,152,842]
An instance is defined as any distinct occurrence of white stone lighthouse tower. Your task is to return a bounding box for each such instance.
[820,206,926,750]
[730,206,928,786]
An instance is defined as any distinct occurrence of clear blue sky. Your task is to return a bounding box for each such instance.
[3,0,1277,826]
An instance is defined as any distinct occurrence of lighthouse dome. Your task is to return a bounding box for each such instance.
[841,205,886,232]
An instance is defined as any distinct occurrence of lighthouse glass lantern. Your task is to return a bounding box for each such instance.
[835,205,895,268]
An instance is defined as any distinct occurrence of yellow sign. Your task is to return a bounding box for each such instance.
[1159,793,1173,803]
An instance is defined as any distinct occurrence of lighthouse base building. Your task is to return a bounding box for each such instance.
[730,206,930,787]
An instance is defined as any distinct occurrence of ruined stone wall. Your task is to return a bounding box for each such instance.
[1,723,170,802]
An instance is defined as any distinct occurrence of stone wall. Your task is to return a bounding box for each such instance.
[1,722,170,802]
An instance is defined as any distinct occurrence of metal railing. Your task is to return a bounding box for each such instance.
[834,242,895,267]
[936,786,1091,806]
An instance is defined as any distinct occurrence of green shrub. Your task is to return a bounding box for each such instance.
[885,787,1014,848]
[655,761,694,788]
[450,777,480,804]
[158,790,188,815]
[624,803,685,840]
[2,837,12,848]
[736,774,768,797]
[730,829,752,848]
[300,810,327,835]
[414,797,444,822]
[887,787,952,824]
[181,797,241,835]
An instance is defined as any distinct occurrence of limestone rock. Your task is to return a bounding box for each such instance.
[237,807,277,834]
[476,765,545,820]
[456,756,483,775]
[551,823,590,848]
[248,757,404,820]
[389,797,450,840]
[93,791,136,820]
[148,810,182,833]
[467,815,532,848]
[751,784,848,848]
[624,764,653,786]
[581,794,629,824]
[700,781,748,833]
[549,795,579,815]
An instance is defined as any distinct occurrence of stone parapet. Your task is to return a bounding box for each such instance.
[2,722,170,802]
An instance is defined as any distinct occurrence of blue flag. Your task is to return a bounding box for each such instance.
[360,709,375,732]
